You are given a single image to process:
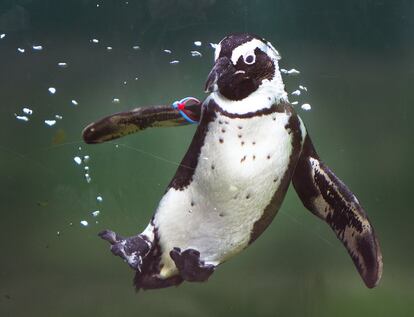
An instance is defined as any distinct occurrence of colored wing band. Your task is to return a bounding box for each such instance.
[172,97,200,124]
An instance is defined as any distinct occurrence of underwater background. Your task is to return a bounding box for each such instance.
[0,0,413,316]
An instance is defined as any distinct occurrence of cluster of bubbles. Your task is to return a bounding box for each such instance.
[164,40,204,65]
[280,68,312,111]
[73,152,91,183]
[72,146,104,230]
[14,107,33,122]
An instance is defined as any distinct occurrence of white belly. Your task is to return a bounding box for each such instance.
[154,110,293,278]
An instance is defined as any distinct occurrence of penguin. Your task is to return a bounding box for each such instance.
[83,33,382,290]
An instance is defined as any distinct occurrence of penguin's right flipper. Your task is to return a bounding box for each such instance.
[83,103,201,144]
[292,135,382,288]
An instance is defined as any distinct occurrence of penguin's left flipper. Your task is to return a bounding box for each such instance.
[83,103,202,144]
[292,135,383,288]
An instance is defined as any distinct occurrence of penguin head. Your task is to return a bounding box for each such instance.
[205,34,284,102]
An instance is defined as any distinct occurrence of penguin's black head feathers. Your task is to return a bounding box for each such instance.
[205,33,281,101]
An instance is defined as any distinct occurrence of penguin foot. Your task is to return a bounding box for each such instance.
[99,229,152,272]
[170,247,215,282]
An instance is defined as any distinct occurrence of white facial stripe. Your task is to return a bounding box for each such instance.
[266,41,281,59]
[230,38,280,65]
[214,42,222,61]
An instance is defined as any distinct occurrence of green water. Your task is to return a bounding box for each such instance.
[0,1,413,316]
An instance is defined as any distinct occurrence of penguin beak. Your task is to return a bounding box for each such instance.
[204,56,235,93]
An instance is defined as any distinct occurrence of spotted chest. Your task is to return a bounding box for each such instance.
[154,108,298,278]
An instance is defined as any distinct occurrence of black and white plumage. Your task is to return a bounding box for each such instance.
[83,33,382,290]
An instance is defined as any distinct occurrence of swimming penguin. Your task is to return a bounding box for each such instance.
[83,33,382,290]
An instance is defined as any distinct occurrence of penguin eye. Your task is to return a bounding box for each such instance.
[244,54,255,65]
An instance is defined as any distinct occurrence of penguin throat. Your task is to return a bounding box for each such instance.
[209,69,288,115]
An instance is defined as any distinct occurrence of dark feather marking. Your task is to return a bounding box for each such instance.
[292,135,382,288]
[134,220,184,290]
[210,100,287,119]
[314,166,363,234]
[168,102,216,191]
[235,47,275,83]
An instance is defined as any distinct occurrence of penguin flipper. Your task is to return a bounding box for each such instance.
[292,135,382,288]
[83,103,201,144]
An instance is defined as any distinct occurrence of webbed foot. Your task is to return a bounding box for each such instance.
[170,247,215,282]
[99,229,152,271]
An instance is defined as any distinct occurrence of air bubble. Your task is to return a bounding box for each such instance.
[132,45,140,50]
[22,107,33,115]
[85,173,91,183]
[15,115,29,122]
[73,156,82,165]
[112,98,120,103]
[281,68,300,75]
[17,48,25,53]
[91,38,99,43]
[83,155,90,163]
[299,85,308,91]
[301,103,312,111]
[163,49,172,54]
[71,100,78,106]
[80,220,89,227]
[191,51,202,57]
[96,196,103,202]
[106,46,113,51]
[32,45,43,51]
[194,41,202,47]
[55,115,63,120]
[0,33,5,39]
[58,62,68,68]
[170,60,180,64]
[291,90,301,96]
[48,87,56,94]
[44,120,57,126]
[92,210,100,217]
